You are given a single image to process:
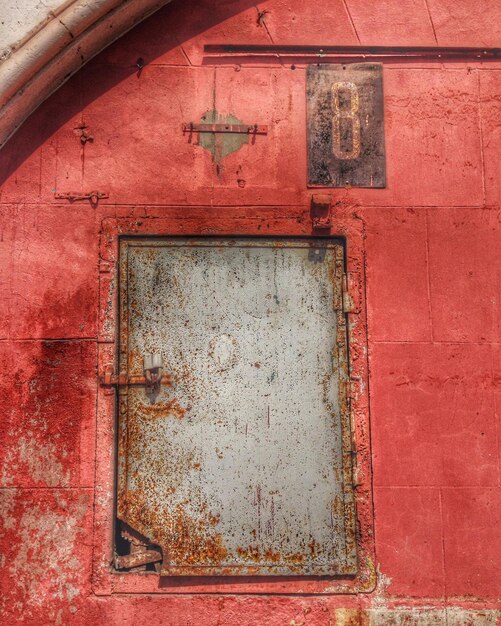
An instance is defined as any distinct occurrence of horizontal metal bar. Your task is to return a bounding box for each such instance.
[54,190,108,201]
[115,549,162,569]
[183,122,268,134]
[204,44,500,60]
[100,372,150,386]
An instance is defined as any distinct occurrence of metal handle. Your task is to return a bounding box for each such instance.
[143,353,163,388]
[100,353,163,392]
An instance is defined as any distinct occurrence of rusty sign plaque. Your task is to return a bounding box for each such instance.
[117,238,356,576]
[307,63,385,187]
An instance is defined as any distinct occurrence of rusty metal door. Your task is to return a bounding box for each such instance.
[117,238,356,576]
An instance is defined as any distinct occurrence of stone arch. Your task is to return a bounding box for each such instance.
[0,0,174,150]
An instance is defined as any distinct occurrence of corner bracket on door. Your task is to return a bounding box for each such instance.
[114,522,163,571]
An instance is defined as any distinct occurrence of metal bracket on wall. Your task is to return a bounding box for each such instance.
[182,122,268,135]
[310,193,332,231]
[54,190,109,206]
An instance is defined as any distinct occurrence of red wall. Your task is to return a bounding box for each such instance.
[1,1,500,624]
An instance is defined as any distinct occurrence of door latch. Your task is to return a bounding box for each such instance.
[143,353,162,391]
[99,353,164,402]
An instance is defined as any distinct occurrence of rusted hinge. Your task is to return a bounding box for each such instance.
[341,272,362,314]
[342,274,353,313]
[341,378,359,402]
[54,190,109,205]
[101,352,164,387]
[182,122,268,134]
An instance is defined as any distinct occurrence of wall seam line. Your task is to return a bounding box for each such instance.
[476,70,487,208]
[423,0,440,44]
[341,0,361,44]
[424,208,434,342]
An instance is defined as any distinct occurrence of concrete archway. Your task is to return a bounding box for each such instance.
[0,0,174,150]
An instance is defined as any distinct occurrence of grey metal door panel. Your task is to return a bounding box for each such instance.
[117,238,356,576]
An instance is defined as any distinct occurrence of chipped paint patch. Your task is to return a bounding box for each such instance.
[329,566,501,625]
[0,340,96,490]
[371,569,394,606]
[1,434,70,488]
[0,490,90,622]
[11,495,88,604]
[330,608,501,626]
[332,608,365,626]
[446,608,501,625]
[0,489,17,569]
[369,608,446,626]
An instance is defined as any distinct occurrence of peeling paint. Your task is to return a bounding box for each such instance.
[370,569,394,607]
[12,498,87,603]
[1,434,70,488]
[0,491,90,622]
[199,110,251,164]
[0,489,16,531]
[331,608,501,626]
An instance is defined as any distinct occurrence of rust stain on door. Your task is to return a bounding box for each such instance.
[117,238,356,576]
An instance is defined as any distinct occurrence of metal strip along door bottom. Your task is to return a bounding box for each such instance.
[117,237,357,576]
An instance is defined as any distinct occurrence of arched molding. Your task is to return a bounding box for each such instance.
[0,0,173,151]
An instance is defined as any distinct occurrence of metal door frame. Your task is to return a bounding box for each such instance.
[117,237,356,576]
[92,208,375,596]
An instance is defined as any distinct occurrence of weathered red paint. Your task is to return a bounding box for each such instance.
[1,0,501,624]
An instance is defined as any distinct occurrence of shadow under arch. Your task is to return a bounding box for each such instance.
[0,0,261,188]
